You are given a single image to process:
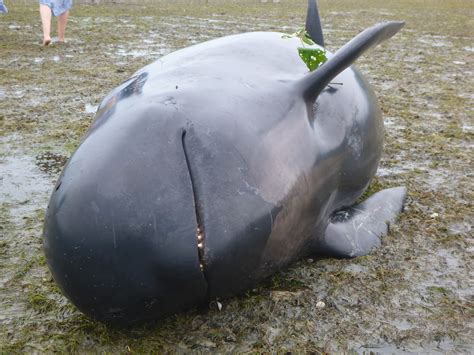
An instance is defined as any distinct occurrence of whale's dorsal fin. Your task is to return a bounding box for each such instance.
[298,21,405,100]
[306,0,324,47]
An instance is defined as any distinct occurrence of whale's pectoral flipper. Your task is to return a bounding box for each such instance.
[298,21,405,100]
[316,186,407,258]
[306,0,324,47]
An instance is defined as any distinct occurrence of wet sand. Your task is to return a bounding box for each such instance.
[0,0,472,352]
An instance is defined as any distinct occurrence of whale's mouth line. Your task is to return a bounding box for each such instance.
[181,130,206,274]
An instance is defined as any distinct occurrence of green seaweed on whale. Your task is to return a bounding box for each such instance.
[282,27,327,71]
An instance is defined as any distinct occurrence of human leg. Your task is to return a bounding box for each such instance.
[39,4,52,45]
[57,10,69,42]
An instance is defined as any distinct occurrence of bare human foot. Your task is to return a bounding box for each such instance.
[39,4,52,46]
[57,11,69,44]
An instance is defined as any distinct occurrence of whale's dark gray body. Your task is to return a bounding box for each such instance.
[43,1,406,325]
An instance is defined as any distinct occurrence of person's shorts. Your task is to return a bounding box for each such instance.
[0,0,8,14]
[39,0,72,17]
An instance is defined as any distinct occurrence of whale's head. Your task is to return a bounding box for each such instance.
[44,73,212,324]
[43,71,284,325]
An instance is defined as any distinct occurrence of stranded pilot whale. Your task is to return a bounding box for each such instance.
[43,0,406,325]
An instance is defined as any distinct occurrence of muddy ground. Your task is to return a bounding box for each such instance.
[0,0,472,353]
